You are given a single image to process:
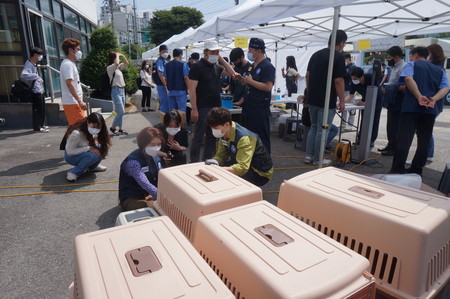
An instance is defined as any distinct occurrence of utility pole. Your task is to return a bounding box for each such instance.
[133,0,138,49]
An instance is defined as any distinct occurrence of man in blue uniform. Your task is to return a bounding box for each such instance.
[164,48,189,125]
[390,47,449,175]
[239,38,275,153]
[154,44,170,122]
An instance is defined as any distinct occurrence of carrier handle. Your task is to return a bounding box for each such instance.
[198,169,218,182]
[349,186,384,199]
[255,224,294,247]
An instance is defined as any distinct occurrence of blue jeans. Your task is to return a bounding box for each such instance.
[306,105,336,161]
[327,124,339,146]
[111,86,125,128]
[64,151,102,176]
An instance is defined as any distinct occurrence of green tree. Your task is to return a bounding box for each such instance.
[80,25,138,98]
[121,43,144,60]
[150,6,204,45]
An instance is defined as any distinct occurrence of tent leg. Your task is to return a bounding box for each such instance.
[318,6,341,168]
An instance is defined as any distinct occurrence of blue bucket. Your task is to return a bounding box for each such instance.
[221,94,233,109]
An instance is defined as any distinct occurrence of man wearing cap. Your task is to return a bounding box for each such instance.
[188,40,236,162]
[229,47,252,106]
[238,37,275,153]
[164,48,190,124]
[188,52,200,68]
[154,45,170,122]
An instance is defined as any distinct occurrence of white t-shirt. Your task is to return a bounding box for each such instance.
[140,69,152,87]
[60,59,82,105]
[107,63,126,88]
[287,67,298,77]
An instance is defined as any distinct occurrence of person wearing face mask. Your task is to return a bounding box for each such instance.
[188,40,236,163]
[154,44,170,123]
[154,109,189,167]
[229,47,252,106]
[377,46,407,156]
[119,127,167,211]
[107,51,129,136]
[20,46,48,133]
[60,38,86,126]
[207,107,272,186]
[64,112,111,182]
[344,67,382,147]
[237,37,275,154]
[140,60,155,112]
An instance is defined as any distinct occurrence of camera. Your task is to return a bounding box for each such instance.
[167,151,174,159]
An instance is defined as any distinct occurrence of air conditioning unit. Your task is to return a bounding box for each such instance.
[154,162,262,243]
[69,216,234,299]
[115,207,160,226]
[194,201,375,299]
[277,167,450,299]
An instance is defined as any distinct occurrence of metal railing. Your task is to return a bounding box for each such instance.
[1,63,92,114]
[38,65,92,114]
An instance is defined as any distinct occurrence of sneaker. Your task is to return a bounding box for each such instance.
[305,156,313,164]
[118,129,128,135]
[427,157,434,163]
[142,108,147,112]
[67,172,77,182]
[37,127,49,133]
[405,160,412,165]
[110,127,119,136]
[313,158,332,166]
[92,164,107,172]
[43,125,49,129]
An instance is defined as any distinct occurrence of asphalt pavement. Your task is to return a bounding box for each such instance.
[0,101,449,298]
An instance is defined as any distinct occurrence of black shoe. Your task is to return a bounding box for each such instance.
[405,167,422,176]
[118,129,128,135]
[378,146,391,152]
[370,142,374,148]
[110,127,120,136]
[381,150,395,156]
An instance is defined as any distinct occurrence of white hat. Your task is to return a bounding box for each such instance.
[204,40,221,51]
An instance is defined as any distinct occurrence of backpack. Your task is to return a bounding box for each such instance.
[100,70,115,97]
[136,76,142,90]
[11,79,35,102]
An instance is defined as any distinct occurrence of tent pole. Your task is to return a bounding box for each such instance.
[318,6,341,168]
[274,41,278,92]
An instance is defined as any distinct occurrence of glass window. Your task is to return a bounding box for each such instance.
[55,23,64,55]
[24,0,38,9]
[52,0,63,21]
[49,58,61,93]
[81,35,89,54]
[43,19,57,57]
[40,0,52,16]
[0,3,22,52]
[80,17,86,33]
[64,8,79,30]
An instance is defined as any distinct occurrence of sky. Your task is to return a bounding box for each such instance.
[95,0,244,21]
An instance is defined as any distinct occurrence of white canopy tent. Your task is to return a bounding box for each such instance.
[144,0,450,166]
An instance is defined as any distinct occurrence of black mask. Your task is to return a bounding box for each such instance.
[234,60,243,68]
[388,58,395,67]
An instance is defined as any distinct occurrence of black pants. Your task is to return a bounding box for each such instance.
[241,167,270,186]
[141,86,151,108]
[32,93,46,131]
[386,109,401,150]
[242,106,271,154]
[190,107,216,163]
[391,112,436,174]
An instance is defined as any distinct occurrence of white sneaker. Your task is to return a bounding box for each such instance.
[67,172,78,182]
[313,158,332,166]
[427,157,434,163]
[305,156,313,164]
[405,160,412,165]
[92,164,107,172]
[38,127,49,133]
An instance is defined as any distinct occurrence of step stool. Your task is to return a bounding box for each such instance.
[283,116,302,142]
[294,123,310,151]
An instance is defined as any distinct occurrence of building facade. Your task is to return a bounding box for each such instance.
[0,0,97,102]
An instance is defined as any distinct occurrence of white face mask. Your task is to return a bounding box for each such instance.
[207,55,219,64]
[88,127,100,135]
[166,127,181,136]
[75,50,83,60]
[37,55,43,61]
[145,146,161,156]
[145,64,150,69]
[352,79,360,85]
[161,53,169,59]
[211,127,225,138]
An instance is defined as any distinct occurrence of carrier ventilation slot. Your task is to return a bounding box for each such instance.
[426,241,450,291]
[290,211,399,285]
[158,194,193,241]
[73,272,79,299]
[200,251,246,299]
